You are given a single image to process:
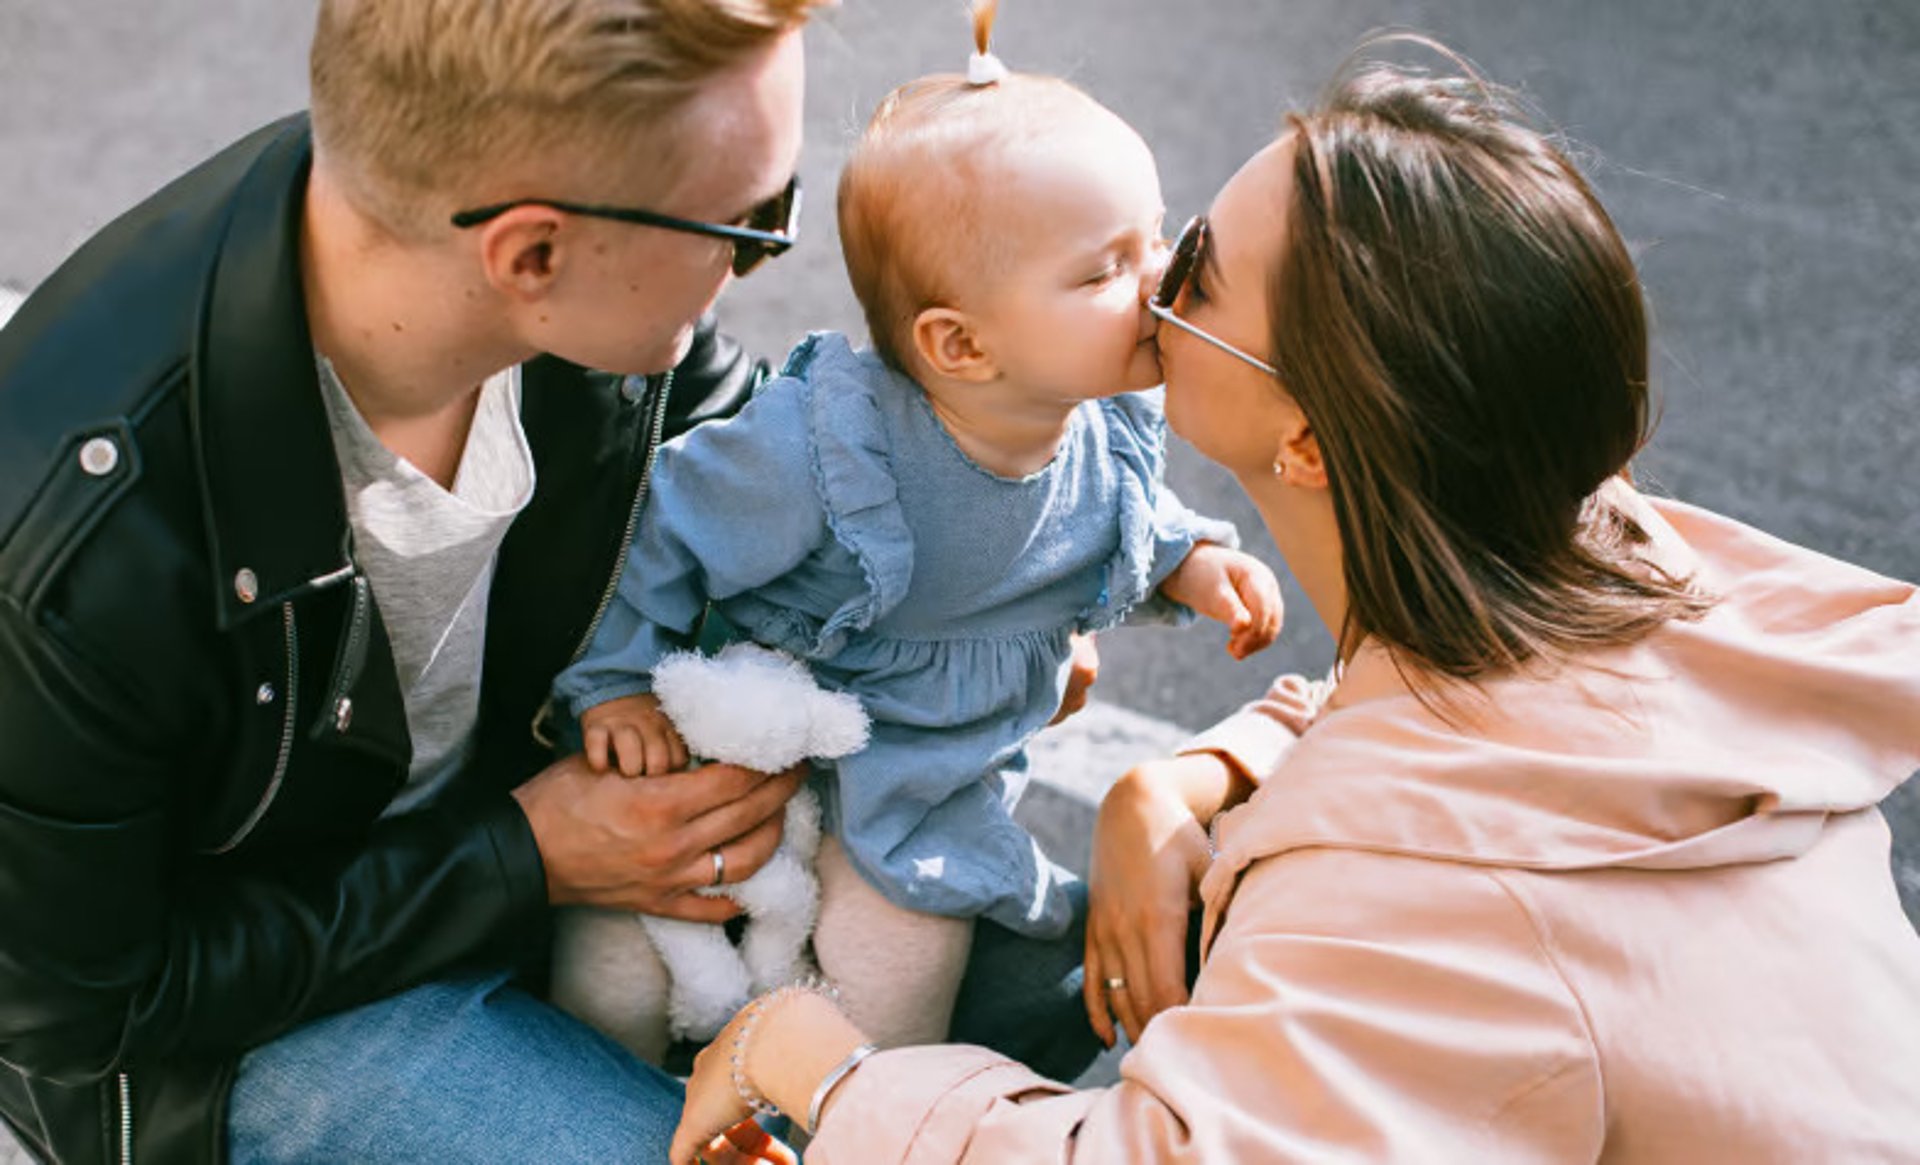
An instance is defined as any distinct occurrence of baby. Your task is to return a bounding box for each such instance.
[553,5,1282,1050]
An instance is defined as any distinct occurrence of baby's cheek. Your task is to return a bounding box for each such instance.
[1136,343,1167,384]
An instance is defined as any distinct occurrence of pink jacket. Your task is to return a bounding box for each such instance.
[809,489,1920,1163]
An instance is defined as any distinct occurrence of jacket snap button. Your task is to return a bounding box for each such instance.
[78,436,120,476]
[619,376,647,404]
[255,683,276,705]
[234,568,259,604]
[334,697,353,732]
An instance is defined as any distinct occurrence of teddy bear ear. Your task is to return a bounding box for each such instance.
[649,650,706,717]
[806,689,870,760]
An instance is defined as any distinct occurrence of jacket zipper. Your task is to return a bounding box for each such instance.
[116,1070,132,1165]
[324,574,373,733]
[210,603,301,854]
[531,371,672,746]
[579,373,672,659]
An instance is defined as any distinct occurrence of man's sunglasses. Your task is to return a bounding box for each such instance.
[1147,215,1278,377]
[450,175,802,278]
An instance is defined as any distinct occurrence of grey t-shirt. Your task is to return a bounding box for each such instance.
[317,355,535,814]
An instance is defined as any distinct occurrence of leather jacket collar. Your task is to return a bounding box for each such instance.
[193,115,355,630]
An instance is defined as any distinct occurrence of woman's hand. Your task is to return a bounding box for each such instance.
[671,988,868,1164]
[682,1120,797,1165]
[1083,758,1221,1045]
[674,1017,765,1165]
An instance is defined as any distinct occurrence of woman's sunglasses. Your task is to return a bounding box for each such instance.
[450,175,802,278]
[1148,215,1278,376]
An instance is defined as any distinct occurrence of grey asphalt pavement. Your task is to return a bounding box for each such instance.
[8,0,1914,721]
[0,0,1915,1007]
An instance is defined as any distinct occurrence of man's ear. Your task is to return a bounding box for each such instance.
[476,207,569,299]
[910,307,998,382]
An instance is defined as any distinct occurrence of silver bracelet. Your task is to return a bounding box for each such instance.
[806,1041,878,1133]
[731,975,841,1119]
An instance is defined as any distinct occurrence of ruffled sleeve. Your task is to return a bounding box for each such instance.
[550,372,832,717]
[794,332,917,656]
[1080,389,1239,631]
[552,333,918,718]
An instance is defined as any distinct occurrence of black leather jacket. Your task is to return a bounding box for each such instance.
[0,116,762,1164]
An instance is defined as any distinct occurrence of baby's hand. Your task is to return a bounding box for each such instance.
[1160,544,1283,660]
[579,693,690,777]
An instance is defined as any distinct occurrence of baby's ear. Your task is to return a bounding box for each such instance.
[910,307,997,383]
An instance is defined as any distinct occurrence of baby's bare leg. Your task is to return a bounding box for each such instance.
[812,835,972,1048]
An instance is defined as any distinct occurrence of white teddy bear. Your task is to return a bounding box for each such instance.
[549,642,870,1062]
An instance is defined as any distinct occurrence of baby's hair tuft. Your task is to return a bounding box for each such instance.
[971,0,998,56]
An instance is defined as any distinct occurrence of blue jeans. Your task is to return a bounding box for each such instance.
[228,884,1097,1164]
[227,970,684,1164]
[951,881,1097,1081]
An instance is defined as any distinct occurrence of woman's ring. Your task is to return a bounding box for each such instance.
[710,849,726,888]
[1104,976,1127,991]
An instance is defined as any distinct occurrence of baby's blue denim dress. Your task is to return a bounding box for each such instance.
[555,333,1237,937]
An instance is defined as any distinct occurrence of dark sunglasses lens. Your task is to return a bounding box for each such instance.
[734,177,799,276]
[731,242,772,277]
[747,177,799,235]
[1155,217,1204,308]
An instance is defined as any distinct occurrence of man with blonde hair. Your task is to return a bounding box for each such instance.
[0,2,840,1160]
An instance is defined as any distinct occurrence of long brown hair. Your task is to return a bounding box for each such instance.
[1271,37,1713,685]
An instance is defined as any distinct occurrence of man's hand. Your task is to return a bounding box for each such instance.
[1048,632,1101,726]
[512,753,804,921]
[580,693,690,776]
[1159,544,1284,659]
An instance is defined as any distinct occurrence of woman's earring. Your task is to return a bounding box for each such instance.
[1272,455,1288,479]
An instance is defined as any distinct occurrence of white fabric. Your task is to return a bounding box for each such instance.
[967,51,1009,86]
[316,355,534,813]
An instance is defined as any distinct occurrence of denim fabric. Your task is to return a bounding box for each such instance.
[950,885,1206,1084]
[227,972,685,1164]
[554,333,1237,938]
[226,891,1104,1161]
[949,880,1103,1082]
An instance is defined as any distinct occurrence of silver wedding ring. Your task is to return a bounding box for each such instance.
[1104,976,1127,991]
[710,848,726,888]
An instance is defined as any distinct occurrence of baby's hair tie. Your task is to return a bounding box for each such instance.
[967,51,1009,86]
[967,0,1006,86]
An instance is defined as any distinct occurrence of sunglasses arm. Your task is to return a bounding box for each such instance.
[1147,303,1279,376]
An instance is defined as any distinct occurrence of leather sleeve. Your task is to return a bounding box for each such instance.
[0,600,550,1085]
[661,314,770,441]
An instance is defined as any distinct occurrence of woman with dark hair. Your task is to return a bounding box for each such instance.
[671,42,1920,1164]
